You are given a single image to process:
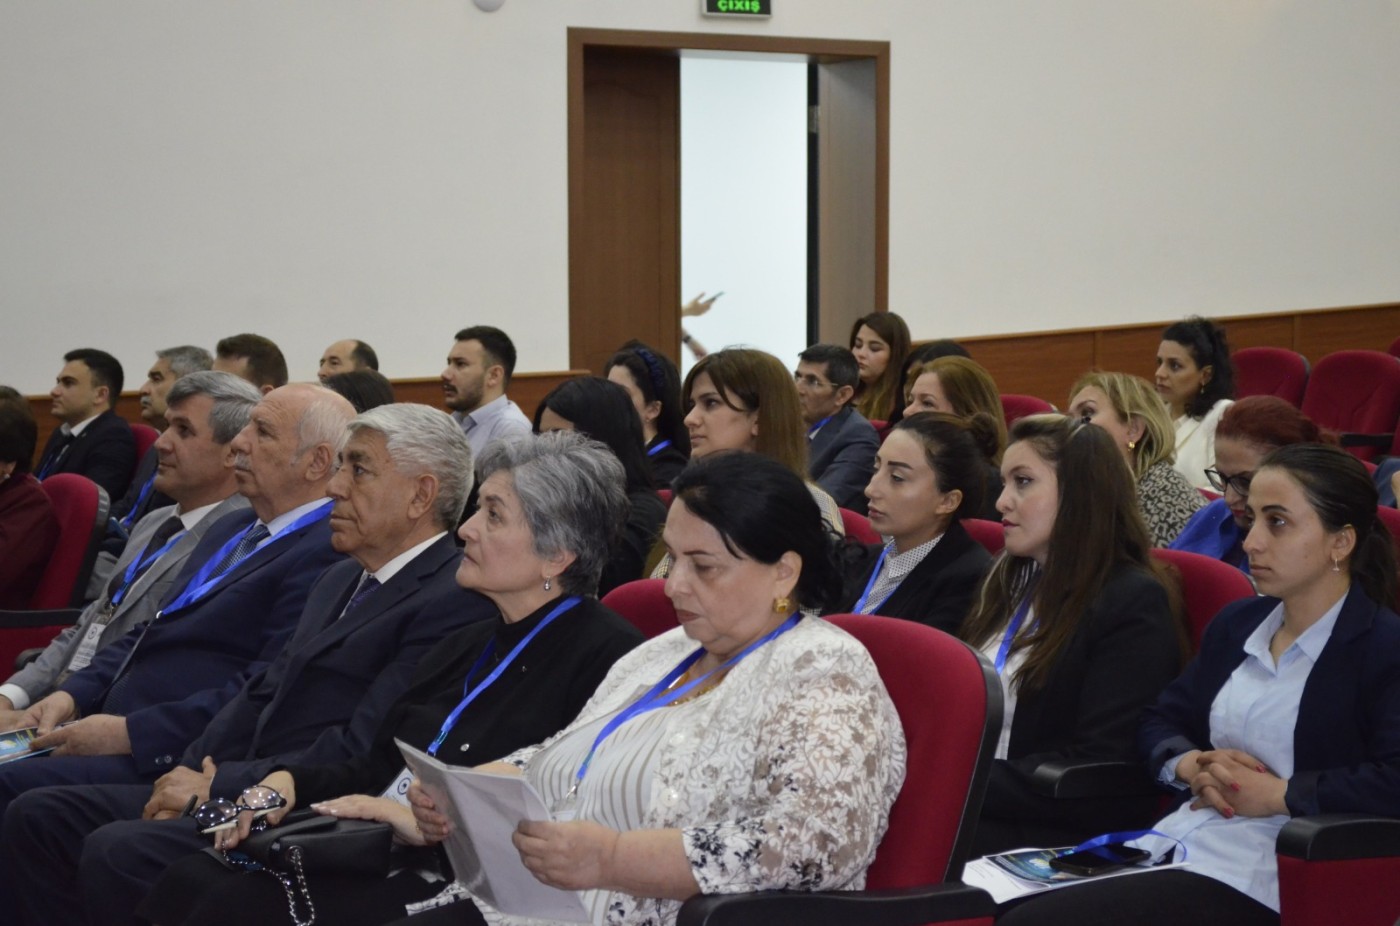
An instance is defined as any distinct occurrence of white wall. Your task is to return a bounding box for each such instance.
[680,57,808,377]
[3,1,1398,393]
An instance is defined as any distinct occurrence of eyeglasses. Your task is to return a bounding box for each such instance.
[187,784,286,834]
[1204,468,1253,497]
[792,371,839,390]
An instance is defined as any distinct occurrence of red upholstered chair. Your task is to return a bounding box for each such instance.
[1277,816,1400,926]
[839,508,882,545]
[1300,350,1400,462]
[677,615,1001,926]
[656,488,673,507]
[870,419,892,443]
[0,475,109,674]
[600,578,679,639]
[999,394,1055,429]
[1232,346,1310,407]
[129,423,160,482]
[962,518,1005,555]
[1390,334,1400,360]
[1150,548,1256,652]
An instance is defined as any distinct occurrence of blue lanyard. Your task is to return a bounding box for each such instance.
[994,597,1034,675]
[162,502,331,615]
[108,530,185,607]
[852,548,891,614]
[426,596,582,756]
[1063,829,1187,863]
[120,474,158,530]
[566,613,802,798]
[646,439,672,458]
[806,415,833,437]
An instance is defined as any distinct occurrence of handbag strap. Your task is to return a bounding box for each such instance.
[267,845,316,926]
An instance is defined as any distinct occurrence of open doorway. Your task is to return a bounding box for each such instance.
[566,29,889,376]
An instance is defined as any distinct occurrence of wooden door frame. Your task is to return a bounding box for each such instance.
[567,28,890,368]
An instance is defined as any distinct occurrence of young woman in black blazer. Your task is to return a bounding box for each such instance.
[997,444,1400,926]
[832,411,995,633]
[960,415,1187,855]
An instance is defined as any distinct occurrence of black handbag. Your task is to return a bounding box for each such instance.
[241,811,393,877]
[232,811,395,925]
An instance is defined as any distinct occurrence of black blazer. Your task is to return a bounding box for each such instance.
[37,410,137,501]
[980,564,1182,841]
[646,436,689,488]
[831,520,991,634]
[1141,583,1400,819]
[807,406,880,512]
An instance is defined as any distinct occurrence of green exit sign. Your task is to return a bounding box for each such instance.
[702,0,771,17]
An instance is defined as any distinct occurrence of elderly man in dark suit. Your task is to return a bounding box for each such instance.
[0,383,354,804]
[796,343,880,514]
[35,348,138,500]
[1,403,495,926]
[0,371,259,721]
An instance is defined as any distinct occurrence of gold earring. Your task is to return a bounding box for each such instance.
[772,596,793,613]
[1127,439,1136,451]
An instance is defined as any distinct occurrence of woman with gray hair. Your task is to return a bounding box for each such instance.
[143,430,646,925]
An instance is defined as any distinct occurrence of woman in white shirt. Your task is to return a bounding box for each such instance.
[996,443,1400,926]
[1156,316,1236,490]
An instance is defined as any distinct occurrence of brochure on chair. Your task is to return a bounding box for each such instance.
[0,727,54,765]
[396,739,590,923]
[962,847,1187,904]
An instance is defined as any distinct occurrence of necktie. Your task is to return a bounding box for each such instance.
[208,523,271,579]
[339,574,381,619]
[104,515,184,602]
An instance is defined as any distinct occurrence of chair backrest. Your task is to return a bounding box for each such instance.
[962,517,1005,555]
[1232,346,1310,407]
[130,423,160,464]
[1150,548,1256,652]
[1300,350,1400,462]
[600,578,679,639]
[30,474,109,609]
[826,614,1002,885]
[869,419,892,444]
[1000,394,1055,429]
[1390,334,1400,359]
[839,508,882,545]
[656,488,673,507]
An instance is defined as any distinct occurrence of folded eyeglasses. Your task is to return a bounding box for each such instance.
[187,784,287,835]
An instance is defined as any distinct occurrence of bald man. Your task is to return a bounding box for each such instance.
[318,338,379,383]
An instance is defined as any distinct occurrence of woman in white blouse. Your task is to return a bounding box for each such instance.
[996,443,1400,926]
[1155,316,1235,490]
[410,451,906,926]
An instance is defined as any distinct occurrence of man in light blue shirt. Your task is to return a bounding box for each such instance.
[441,325,531,457]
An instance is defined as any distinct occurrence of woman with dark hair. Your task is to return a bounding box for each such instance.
[677,348,843,538]
[535,376,667,595]
[832,412,994,632]
[399,452,905,926]
[324,368,396,413]
[960,415,1185,854]
[903,356,1008,520]
[849,311,911,423]
[1157,316,1236,489]
[887,340,971,427]
[605,340,691,486]
[1069,371,1205,546]
[0,388,59,608]
[1169,396,1332,574]
[142,431,646,925]
[997,444,1400,926]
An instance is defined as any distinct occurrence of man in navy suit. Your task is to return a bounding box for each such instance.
[35,348,138,500]
[0,382,354,806]
[1,403,495,926]
[797,343,880,513]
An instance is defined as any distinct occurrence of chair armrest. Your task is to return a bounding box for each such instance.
[0,609,83,629]
[1277,814,1400,861]
[677,883,995,926]
[1337,432,1393,449]
[1029,758,1157,799]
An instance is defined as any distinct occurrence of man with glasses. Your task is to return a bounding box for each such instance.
[795,343,880,513]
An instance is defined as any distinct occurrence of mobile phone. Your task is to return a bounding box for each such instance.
[1048,843,1151,877]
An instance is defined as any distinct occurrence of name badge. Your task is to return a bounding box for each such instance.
[381,765,415,807]
[65,616,114,674]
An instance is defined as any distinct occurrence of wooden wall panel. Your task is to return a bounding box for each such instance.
[965,332,1095,408]
[1296,305,1400,357]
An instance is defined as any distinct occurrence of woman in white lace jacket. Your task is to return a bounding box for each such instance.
[410,452,907,926]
